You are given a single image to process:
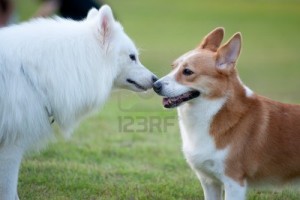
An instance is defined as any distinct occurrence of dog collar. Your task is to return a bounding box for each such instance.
[21,64,55,125]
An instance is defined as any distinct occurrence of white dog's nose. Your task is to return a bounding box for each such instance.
[152,75,158,83]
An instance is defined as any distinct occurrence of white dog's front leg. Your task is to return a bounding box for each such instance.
[0,145,23,200]
[223,177,246,200]
[197,174,223,200]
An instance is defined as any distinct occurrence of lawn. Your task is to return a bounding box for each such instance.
[15,0,300,199]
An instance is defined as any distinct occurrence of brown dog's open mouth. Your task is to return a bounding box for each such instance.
[163,91,200,108]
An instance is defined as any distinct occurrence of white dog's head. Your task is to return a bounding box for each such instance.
[88,5,157,92]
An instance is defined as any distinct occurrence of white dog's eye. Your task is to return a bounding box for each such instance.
[129,54,136,61]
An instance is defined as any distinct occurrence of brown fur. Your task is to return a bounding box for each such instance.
[216,92,300,185]
[175,27,300,186]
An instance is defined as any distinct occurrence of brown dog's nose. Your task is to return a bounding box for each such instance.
[153,81,162,93]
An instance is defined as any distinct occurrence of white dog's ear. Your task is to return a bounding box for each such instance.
[98,5,115,44]
[216,32,242,74]
[199,27,225,52]
[87,8,98,19]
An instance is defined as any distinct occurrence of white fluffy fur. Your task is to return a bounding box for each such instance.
[0,5,155,199]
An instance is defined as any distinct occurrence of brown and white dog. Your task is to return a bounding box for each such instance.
[153,27,300,200]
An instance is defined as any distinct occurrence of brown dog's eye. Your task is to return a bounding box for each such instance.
[183,68,194,76]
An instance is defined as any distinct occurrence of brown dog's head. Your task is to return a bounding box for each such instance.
[153,27,242,108]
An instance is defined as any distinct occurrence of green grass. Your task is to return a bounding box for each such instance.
[15,0,300,199]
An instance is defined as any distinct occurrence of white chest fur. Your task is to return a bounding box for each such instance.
[178,97,228,181]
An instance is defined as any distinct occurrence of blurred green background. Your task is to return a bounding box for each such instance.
[14,0,300,199]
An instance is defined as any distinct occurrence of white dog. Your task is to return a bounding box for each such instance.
[0,5,157,199]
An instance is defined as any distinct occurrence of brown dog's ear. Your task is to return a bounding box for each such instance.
[198,27,225,52]
[216,32,242,74]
